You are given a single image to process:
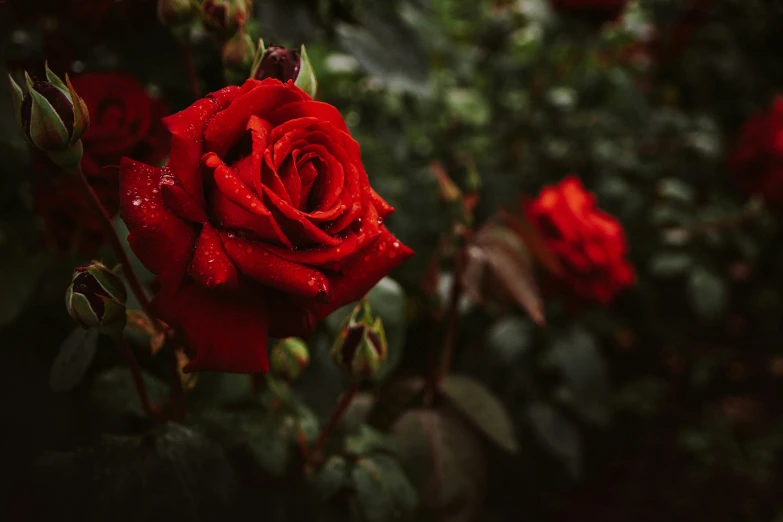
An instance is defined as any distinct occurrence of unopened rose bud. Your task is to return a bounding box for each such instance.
[158,0,197,41]
[270,337,310,381]
[201,0,251,42]
[253,45,300,82]
[8,64,89,170]
[250,42,317,97]
[222,30,256,85]
[330,300,387,380]
[65,261,127,336]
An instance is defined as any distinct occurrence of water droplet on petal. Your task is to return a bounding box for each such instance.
[132,197,142,206]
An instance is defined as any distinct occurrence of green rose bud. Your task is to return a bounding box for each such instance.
[270,337,310,382]
[8,63,89,170]
[330,300,387,380]
[201,0,252,42]
[222,30,256,85]
[65,261,127,336]
[157,0,198,41]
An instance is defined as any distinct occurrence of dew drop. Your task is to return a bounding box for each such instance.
[392,241,400,248]
[246,247,253,254]
[377,217,384,225]
[132,197,142,206]
[307,279,315,287]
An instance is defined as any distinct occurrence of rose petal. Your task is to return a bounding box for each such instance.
[265,100,350,134]
[190,224,238,289]
[163,85,241,204]
[204,82,308,158]
[303,228,413,320]
[152,282,269,373]
[263,187,343,246]
[263,233,358,268]
[222,234,330,298]
[119,159,196,275]
[369,186,395,220]
[267,292,318,339]
[160,178,207,223]
[204,152,292,248]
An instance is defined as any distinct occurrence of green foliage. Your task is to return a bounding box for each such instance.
[49,327,99,392]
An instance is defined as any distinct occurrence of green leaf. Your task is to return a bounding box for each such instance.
[32,424,238,520]
[441,374,519,453]
[49,327,99,393]
[648,251,693,277]
[688,267,727,320]
[310,455,351,501]
[527,402,583,480]
[194,397,319,478]
[89,367,169,433]
[353,454,418,522]
[335,4,428,94]
[296,44,318,98]
[326,277,406,382]
[392,409,485,521]
[551,326,611,426]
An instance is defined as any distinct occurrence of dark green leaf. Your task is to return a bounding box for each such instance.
[688,267,727,320]
[335,4,428,94]
[353,454,418,522]
[89,367,169,433]
[527,402,583,480]
[49,327,99,393]
[442,374,519,453]
[392,408,485,522]
[551,326,611,426]
[32,424,238,521]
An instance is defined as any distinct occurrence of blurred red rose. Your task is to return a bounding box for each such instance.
[727,96,783,208]
[33,157,119,256]
[32,72,169,255]
[71,72,170,176]
[119,78,413,373]
[549,0,629,26]
[525,176,634,304]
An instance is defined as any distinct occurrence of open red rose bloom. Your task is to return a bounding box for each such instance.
[526,176,634,304]
[120,79,413,373]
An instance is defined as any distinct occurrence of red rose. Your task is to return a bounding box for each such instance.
[119,78,413,373]
[71,72,170,176]
[33,157,120,256]
[727,96,783,208]
[549,0,629,25]
[31,73,169,255]
[526,176,634,304]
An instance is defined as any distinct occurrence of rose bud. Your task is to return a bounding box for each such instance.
[158,0,198,41]
[270,337,310,382]
[250,42,317,98]
[330,301,387,380]
[222,30,256,85]
[8,64,89,170]
[65,261,128,336]
[200,0,252,42]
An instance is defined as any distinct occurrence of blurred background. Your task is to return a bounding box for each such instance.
[2,0,783,521]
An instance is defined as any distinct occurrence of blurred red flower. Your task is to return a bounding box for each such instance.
[727,96,783,208]
[32,72,169,255]
[525,176,635,304]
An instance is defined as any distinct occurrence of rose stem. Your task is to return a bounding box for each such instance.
[308,383,359,464]
[72,164,153,318]
[72,163,186,418]
[116,334,165,422]
[166,347,187,422]
[181,44,201,99]
[426,227,468,395]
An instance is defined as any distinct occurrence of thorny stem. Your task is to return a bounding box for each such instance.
[116,334,165,422]
[308,383,359,465]
[181,44,201,99]
[73,162,187,420]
